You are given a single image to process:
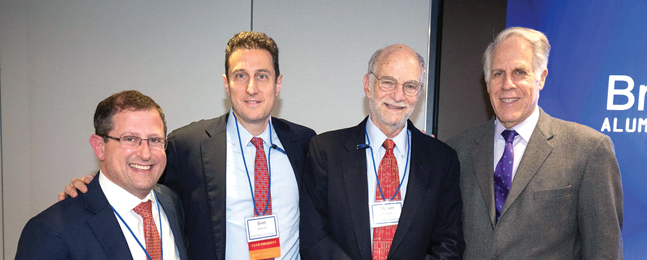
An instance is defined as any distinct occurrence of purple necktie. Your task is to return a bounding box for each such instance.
[494,129,518,223]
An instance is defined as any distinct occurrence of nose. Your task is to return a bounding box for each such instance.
[502,74,515,90]
[246,78,259,95]
[390,83,406,101]
[136,140,152,161]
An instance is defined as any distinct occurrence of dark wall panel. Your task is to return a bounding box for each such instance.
[437,0,507,141]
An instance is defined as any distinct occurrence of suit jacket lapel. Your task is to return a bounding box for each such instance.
[342,118,372,260]
[388,122,430,257]
[501,109,554,216]
[155,187,189,260]
[273,117,305,191]
[470,121,497,225]
[201,114,228,260]
[85,173,134,260]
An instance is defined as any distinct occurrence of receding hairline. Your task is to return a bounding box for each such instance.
[376,45,424,76]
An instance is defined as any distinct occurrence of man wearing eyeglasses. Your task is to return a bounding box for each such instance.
[59,32,315,260]
[300,44,464,260]
[16,90,188,259]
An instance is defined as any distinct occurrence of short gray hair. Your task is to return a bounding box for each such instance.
[483,27,550,82]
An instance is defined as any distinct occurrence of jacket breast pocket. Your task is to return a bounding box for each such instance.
[533,185,572,200]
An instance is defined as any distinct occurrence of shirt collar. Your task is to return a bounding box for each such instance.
[366,115,409,158]
[494,105,540,143]
[98,170,156,214]
[226,109,273,149]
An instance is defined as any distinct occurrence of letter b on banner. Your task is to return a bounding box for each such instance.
[607,75,634,110]
[607,75,647,111]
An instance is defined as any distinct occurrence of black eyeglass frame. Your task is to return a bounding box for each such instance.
[104,135,168,150]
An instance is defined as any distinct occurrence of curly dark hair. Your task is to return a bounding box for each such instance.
[224,31,280,79]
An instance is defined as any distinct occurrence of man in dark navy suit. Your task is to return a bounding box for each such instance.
[60,32,315,260]
[17,90,187,259]
[300,44,464,260]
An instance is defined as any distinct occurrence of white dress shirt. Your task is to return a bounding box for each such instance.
[493,106,540,181]
[99,171,181,260]
[365,116,411,242]
[225,109,300,260]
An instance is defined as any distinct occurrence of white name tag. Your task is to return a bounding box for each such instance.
[370,201,403,228]
[245,215,280,242]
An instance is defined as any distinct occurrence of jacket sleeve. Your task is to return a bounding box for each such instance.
[15,216,69,260]
[426,150,465,259]
[299,137,353,260]
[578,135,623,259]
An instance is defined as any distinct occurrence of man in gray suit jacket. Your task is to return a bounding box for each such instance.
[447,27,623,259]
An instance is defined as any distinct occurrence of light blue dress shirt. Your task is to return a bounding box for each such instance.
[225,110,300,260]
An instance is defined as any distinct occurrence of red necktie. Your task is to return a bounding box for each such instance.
[251,137,272,216]
[251,137,274,260]
[133,200,161,260]
[372,139,400,260]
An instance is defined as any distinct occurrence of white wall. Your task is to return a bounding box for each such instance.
[0,0,430,258]
[254,0,430,132]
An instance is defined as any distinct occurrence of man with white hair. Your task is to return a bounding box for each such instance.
[448,27,623,259]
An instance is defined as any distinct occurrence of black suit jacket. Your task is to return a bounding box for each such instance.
[300,117,464,260]
[16,172,188,260]
[161,112,316,260]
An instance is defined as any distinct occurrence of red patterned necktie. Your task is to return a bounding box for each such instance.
[133,200,161,260]
[251,137,274,260]
[372,139,401,260]
[251,137,272,216]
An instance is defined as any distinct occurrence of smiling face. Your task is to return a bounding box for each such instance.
[90,109,166,199]
[364,44,423,137]
[224,48,282,135]
[487,35,547,129]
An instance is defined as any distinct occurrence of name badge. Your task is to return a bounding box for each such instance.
[370,201,403,228]
[245,215,281,259]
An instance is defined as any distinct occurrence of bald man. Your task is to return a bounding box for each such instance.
[300,44,464,260]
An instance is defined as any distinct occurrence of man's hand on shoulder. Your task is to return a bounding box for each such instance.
[420,129,435,138]
[57,173,95,201]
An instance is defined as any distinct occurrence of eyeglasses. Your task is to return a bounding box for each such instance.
[104,135,168,150]
[369,72,423,96]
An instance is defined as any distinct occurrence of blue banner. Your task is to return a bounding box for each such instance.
[507,0,647,257]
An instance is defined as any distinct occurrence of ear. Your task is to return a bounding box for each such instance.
[538,69,548,90]
[363,73,372,98]
[223,74,231,96]
[90,134,106,161]
[275,74,283,96]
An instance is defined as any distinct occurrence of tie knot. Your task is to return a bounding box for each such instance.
[251,137,264,150]
[382,139,395,150]
[133,200,153,217]
[501,130,518,143]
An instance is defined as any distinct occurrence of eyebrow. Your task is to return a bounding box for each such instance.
[513,65,529,71]
[231,68,272,74]
[491,65,529,73]
[254,69,272,74]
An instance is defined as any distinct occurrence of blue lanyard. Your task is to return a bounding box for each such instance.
[111,192,163,260]
[233,112,273,216]
[365,128,411,201]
